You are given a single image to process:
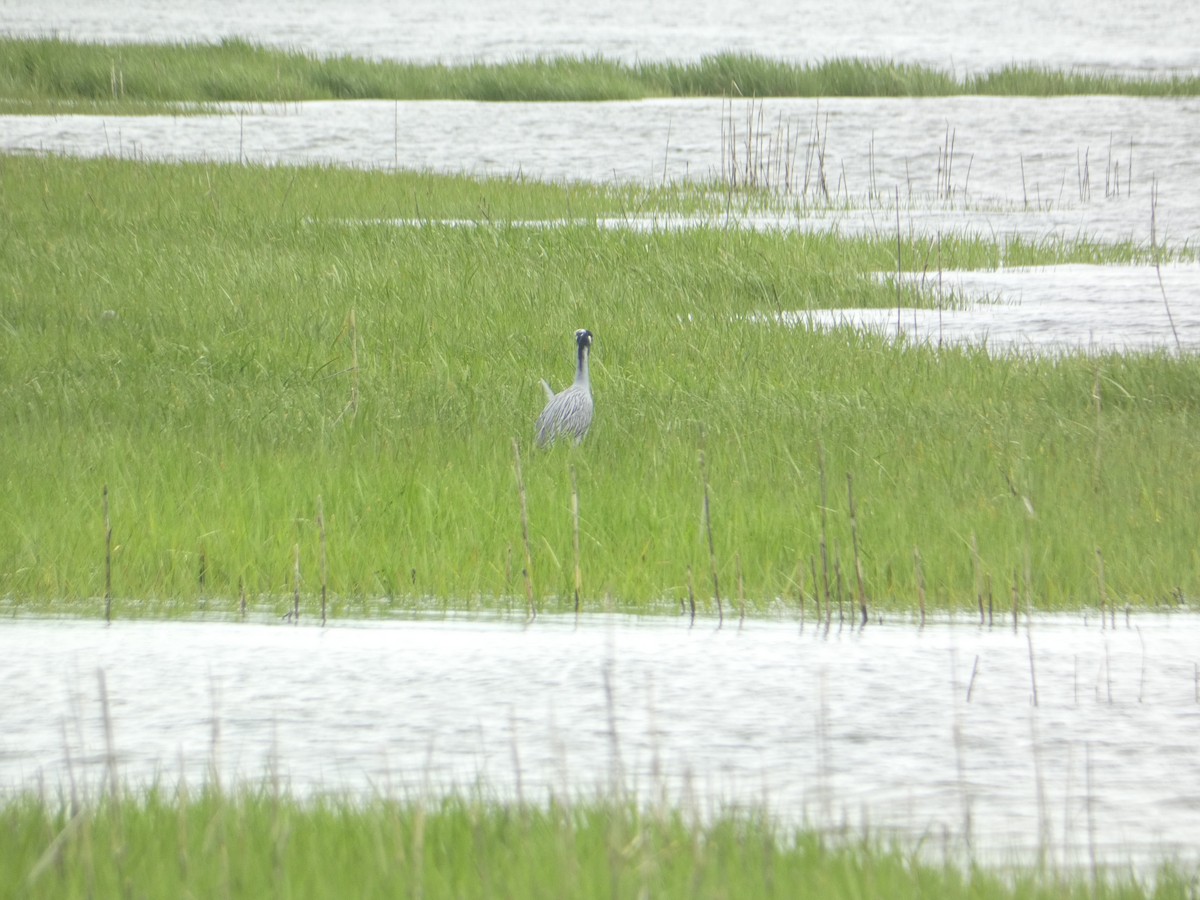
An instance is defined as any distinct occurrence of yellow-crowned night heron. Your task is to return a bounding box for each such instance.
[535,329,593,447]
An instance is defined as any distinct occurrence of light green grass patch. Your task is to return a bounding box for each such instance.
[2,154,1199,618]
[3,789,1190,899]
[2,38,1199,114]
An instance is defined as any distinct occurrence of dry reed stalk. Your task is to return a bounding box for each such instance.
[198,543,207,607]
[318,496,327,626]
[736,552,745,627]
[937,126,956,200]
[846,473,867,627]
[571,465,582,616]
[292,543,301,623]
[505,544,513,595]
[868,132,877,204]
[699,448,722,627]
[936,230,945,348]
[817,445,831,618]
[810,556,822,627]
[1150,178,1182,353]
[795,560,806,631]
[966,655,980,703]
[894,186,903,339]
[1020,153,1028,209]
[1012,570,1020,633]
[970,533,982,623]
[686,565,696,627]
[239,577,246,620]
[512,439,535,620]
[103,484,112,623]
[834,557,844,628]
[1096,547,1108,629]
[914,547,926,628]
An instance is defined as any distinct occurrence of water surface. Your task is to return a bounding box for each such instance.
[6,95,1200,248]
[797,263,1200,354]
[2,613,1198,870]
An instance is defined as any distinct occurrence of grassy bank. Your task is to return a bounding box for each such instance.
[3,37,1200,113]
[2,789,1187,899]
[2,153,1199,618]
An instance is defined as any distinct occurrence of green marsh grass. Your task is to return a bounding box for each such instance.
[2,154,1200,617]
[2,789,1191,899]
[3,37,1199,113]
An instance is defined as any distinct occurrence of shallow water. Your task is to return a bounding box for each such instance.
[797,263,1200,354]
[2,613,1198,870]
[5,0,1200,76]
[6,96,1200,249]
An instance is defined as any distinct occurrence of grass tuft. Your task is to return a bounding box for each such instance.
[2,38,1200,113]
[0,788,1189,899]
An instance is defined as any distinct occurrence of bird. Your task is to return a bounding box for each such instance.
[535,329,594,447]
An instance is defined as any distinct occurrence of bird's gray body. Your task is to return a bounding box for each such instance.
[535,329,594,447]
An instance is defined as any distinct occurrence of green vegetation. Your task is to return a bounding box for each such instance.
[2,37,1199,113]
[2,789,1189,899]
[2,154,1198,619]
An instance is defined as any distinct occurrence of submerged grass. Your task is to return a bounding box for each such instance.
[2,789,1190,899]
[2,37,1199,113]
[2,154,1200,618]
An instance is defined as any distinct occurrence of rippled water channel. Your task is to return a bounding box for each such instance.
[3,613,1199,871]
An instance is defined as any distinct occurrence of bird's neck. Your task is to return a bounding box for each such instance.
[575,344,590,386]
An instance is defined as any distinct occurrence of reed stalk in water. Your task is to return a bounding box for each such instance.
[103,484,112,623]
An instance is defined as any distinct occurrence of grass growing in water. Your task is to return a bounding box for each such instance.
[2,37,1200,113]
[2,154,1199,618]
[2,789,1191,899]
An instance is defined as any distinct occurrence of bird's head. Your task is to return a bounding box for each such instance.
[575,329,593,350]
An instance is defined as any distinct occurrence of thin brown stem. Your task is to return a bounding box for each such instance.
[512,439,535,621]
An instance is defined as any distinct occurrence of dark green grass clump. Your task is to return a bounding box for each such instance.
[2,789,1190,899]
[2,154,1199,618]
[2,37,1199,113]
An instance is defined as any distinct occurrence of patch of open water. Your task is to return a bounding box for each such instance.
[797,263,1200,354]
[5,96,1199,249]
[2,613,1198,871]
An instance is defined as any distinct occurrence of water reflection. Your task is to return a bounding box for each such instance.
[2,613,1198,870]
